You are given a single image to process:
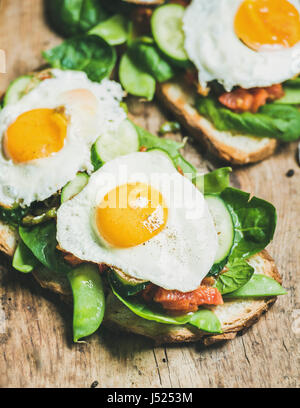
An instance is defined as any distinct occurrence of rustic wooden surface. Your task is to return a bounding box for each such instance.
[0,0,299,388]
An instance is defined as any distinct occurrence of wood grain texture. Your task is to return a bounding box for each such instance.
[0,0,299,388]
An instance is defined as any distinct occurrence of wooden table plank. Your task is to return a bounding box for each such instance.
[0,0,299,388]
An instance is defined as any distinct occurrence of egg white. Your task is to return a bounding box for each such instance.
[56,152,218,293]
[183,0,300,91]
[0,69,126,207]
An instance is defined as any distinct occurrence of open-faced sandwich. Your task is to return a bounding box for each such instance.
[0,69,286,345]
[117,0,300,164]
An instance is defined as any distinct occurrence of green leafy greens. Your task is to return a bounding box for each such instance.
[220,187,277,260]
[196,95,300,142]
[19,221,71,274]
[46,0,109,37]
[216,259,254,295]
[43,35,116,82]
[128,39,177,83]
[110,280,222,333]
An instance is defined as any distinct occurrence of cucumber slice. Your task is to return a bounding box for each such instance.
[151,4,189,66]
[61,173,89,203]
[92,119,139,168]
[205,195,234,264]
[109,267,149,297]
[3,75,36,106]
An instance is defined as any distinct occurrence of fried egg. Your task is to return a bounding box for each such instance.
[183,0,300,90]
[0,69,125,207]
[56,152,218,292]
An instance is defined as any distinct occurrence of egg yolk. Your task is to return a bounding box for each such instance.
[235,0,300,51]
[95,182,168,248]
[3,108,68,163]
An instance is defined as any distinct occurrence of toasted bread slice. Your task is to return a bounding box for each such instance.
[0,222,18,257]
[0,218,281,346]
[158,79,278,165]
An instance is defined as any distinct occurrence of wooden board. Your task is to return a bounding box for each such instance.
[0,0,299,388]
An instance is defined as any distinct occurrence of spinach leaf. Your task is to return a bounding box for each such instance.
[220,188,276,260]
[110,284,222,333]
[19,221,71,274]
[12,241,40,273]
[196,95,300,142]
[224,274,287,298]
[216,259,254,295]
[0,205,30,227]
[196,167,232,195]
[133,123,196,178]
[207,257,228,277]
[46,0,109,37]
[128,39,177,83]
[89,14,130,46]
[43,35,116,82]
[119,53,156,101]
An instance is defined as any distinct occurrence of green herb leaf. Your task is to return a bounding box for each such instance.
[221,188,277,260]
[43,35,116,82]
[216,259,254,295]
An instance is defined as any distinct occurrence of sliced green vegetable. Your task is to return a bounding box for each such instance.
[109,268,149,297]
[128,38,177,82]
[91,119,139,170]
[196,167,232,195]
[216,259,254,295]
[196,96,300,142]
[224,274,287,298]
[119,53,156,100]
[3,75,35,106]
[46,0,109,37]
[205,195,234,264]
[61,173,89,203]
[19,221,70,274]
[89,14,130,45]
[43,35,116,82]
[68,263,105,342]
[151,4,189,66]
[110,283,222,333]
[12,241,39,273]
[21,208,57,226]
[221,188,277,260]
